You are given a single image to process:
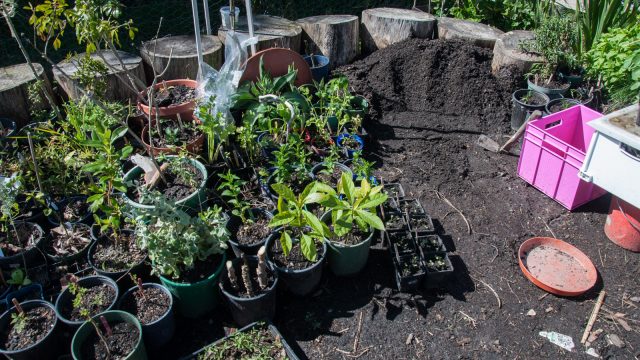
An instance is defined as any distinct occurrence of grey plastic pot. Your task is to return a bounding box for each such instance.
[118,283,175,349]
[265,230,326,296]
[226,208,274,257]
[527,77,569,100]
[545,98,581,114]
[320,212,373,276]
[54,275,119,330]
[220,256,278,327]
[0,300,60,360]
[511,89,549,130]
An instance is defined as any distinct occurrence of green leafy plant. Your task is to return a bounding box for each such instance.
[196,100,236,165]
[350,151,375,182]
[10,311,27,334]
[135,193,229,279]
[268,182,331,262]
[319,173,387,240]
[7,269,31,287]
[217,170,251,222]
[575,0,638,55]
[72,55,109,99]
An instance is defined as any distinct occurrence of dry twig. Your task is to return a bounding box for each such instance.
[435,190,471,234]
[471,274,501,308]
[581,290,606,344]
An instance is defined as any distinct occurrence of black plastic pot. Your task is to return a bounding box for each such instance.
[220,256,278,327]
[407,214,435,235]
[415,234,446,254]
[383,209,408,233]
[398,198,426,217]
[558,68,585,88]
[118,283,175,348]
[54,275,119,330]
[227,208,274,257]
[0,300,60,360]
[189,322,299,360]
[511,89,550,131]
[265,230,326,297]
[545,98,581,114]
[310,162,352,185]
[423,252,454,289]
[0,118,17,141]
[0,222,46,270]
[87,231,148,290]
[1,284,44,309]
[389,230,417,257]
[393,254,425,292]
[45,195,93,227]
[44,223,94,265]
[383,183,405,200]
[304,55,330,82]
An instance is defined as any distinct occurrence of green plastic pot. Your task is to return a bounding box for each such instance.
[122,156,208,213]
[71,310,146,360]
[159,253,226,318]
[320,212,374,276]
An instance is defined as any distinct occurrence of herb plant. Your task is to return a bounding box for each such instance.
[217,170,251,222]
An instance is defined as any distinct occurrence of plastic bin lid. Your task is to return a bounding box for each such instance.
[587,104,640,149]
[518,237,597,296]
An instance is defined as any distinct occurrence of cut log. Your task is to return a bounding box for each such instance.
[491,30,544,76]
[52,50,147,102]
[140,35,223,82]
[296,15,359,68]
[0,63,54,127]
[218,15,302,52]
[361,8,436,54]
[437,17,504,49]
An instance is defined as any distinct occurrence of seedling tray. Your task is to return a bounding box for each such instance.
[383,209,408,232]
[393,254,425,292]
[415,234,446,254]
[423,252,454,288]
[389,230,417,257]
[398,198,426,216]
[383,183,406,199]
[407,214,435,235]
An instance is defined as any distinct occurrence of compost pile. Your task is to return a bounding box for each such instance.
[337,38,515,135]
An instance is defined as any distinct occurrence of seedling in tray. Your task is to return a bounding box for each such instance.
[394,253,425,292]
[398,199,425,216]
[408,214,435,234]
[383,210,406,232]
[389,231,416,256]
[423,252,454,288]
[383,183,405,200]
[415,234,445,253]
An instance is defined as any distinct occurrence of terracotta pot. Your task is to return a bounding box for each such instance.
[140,116,205,156]
[605,196,640,252]
[240,48,312,87]
[137,79,198,119]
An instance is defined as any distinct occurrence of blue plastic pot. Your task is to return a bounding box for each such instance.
[118,283,175,348]
[304,55,330,82]
[336,134,364,159]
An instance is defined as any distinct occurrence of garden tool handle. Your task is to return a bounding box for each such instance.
[500,110,543,153]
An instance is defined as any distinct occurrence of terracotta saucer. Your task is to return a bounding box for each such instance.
[240,48,312,87]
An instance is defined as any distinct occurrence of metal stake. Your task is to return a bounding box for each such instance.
[191,0,205,75]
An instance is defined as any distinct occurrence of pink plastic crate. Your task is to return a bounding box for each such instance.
[517,105,607,210]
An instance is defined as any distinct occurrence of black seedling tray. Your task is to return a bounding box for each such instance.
[415,234,446,254]
[393,254,425,292]
[407,213,435,235]
[383,183,405,199]
[422,252,454,288]
[398,198,426,216]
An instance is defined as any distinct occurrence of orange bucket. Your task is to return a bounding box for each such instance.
[605,196,640,252]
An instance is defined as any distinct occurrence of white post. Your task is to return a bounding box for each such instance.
[191,0,205,75]
[244,0,256,55]
[203,0,212,35]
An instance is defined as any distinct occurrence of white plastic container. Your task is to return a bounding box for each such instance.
[579,104,640,208]
[220,6,241,29]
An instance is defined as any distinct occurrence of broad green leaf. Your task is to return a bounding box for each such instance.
[280,231,292,258]
[356,209,385,231]
[359,194,388,210]
[340,172,355,202]
[303,210,325,236]
[269,212,295,227]
[299,233,317,262]
[271,183,296,203]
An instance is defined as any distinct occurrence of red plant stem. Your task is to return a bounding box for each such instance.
[11,299,23,314]
[100,316,112,337]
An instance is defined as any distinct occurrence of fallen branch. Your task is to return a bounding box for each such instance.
[581,290,606,344]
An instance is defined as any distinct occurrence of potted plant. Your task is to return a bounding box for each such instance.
[54,275,119,329]
[45,196,93,226]
[71,310,146,360]
[0,299,59,360]
[511,89,549,130]
[407,213,435,235]
[398,198,426,217]
[141,116,205,156]
[423,252,454,288]
[138,79,198,120]
[265,182,329,296]
[389,230,416,257]
[393,252,425,292]
[218,170,273,256]
[415,234,446,254]
[266,134,313,201]
[44,223,93,264]
[545,98,581,114]
[336,133,364,159]
[118,278,175,348]
[318,174,387,276]
[220,249,278,327]
[134,194,229,318]
[383,209,407,233]
[310,151,352,188]
[383,183,405,200]
[191,322,296,360]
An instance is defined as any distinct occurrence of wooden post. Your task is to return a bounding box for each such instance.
[218,15,302,52]
[491,30,544,77]
[297,15,359,68]
[52,50,147,102]
[361,8,436,54]
[0,63,55,127]
[140,35,223,82]
[437,17,504,49]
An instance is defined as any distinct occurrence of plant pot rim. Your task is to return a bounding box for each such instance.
[265,230,327,274]
[219,256,279,302]
[122,155,208,210]
[54,275,119,326]
[227,208,274,248]
[159,252,227,287]
[140,116,204,154]
[320,211,374,248]
[71,310,143,359]
[87,236,148,276]
[137,79,198,114]
[118,283,174,327]
[527,76,570,91]
[0,300,58,355]
[0,221,45,262]
[310,162,353,176]
[512,89,550,107]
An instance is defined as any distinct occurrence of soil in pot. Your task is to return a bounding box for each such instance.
[384,211,406,231]
[152,84,196,107]
[547,99,579,113]
[424,253,451,272]
[518,91,547,106]
[408,215,434,233]
[314,166,345,187]
[45,224,91,258]
[145,118,201,148]
[198,324,287,360]
[61,284,117,322]
[0,222,40,256]
[328,226,369,246]
[530,77,570,91]
[91,234,146,273]
[236,213,271,247]
[81,321,139,360]
[390,231,415,254]
[398,199,425,216]
[339,136,361,151]
[398,254,422,277]
[171,254,224,284]
[416,235,445,253]
[120,287,171,325]
[1,306,55,351]
[269,229,321,270]
[60,198,89,223]
[127,160,203,204]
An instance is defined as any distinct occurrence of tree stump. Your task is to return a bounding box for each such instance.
[140,35,223,82]
[218,15,302,52]
[361,8,436,54]
[296,15,359,68]
[53,50,147,102]
[0,63,54,127]
[491,30,544,76]
[437,17,504,49]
